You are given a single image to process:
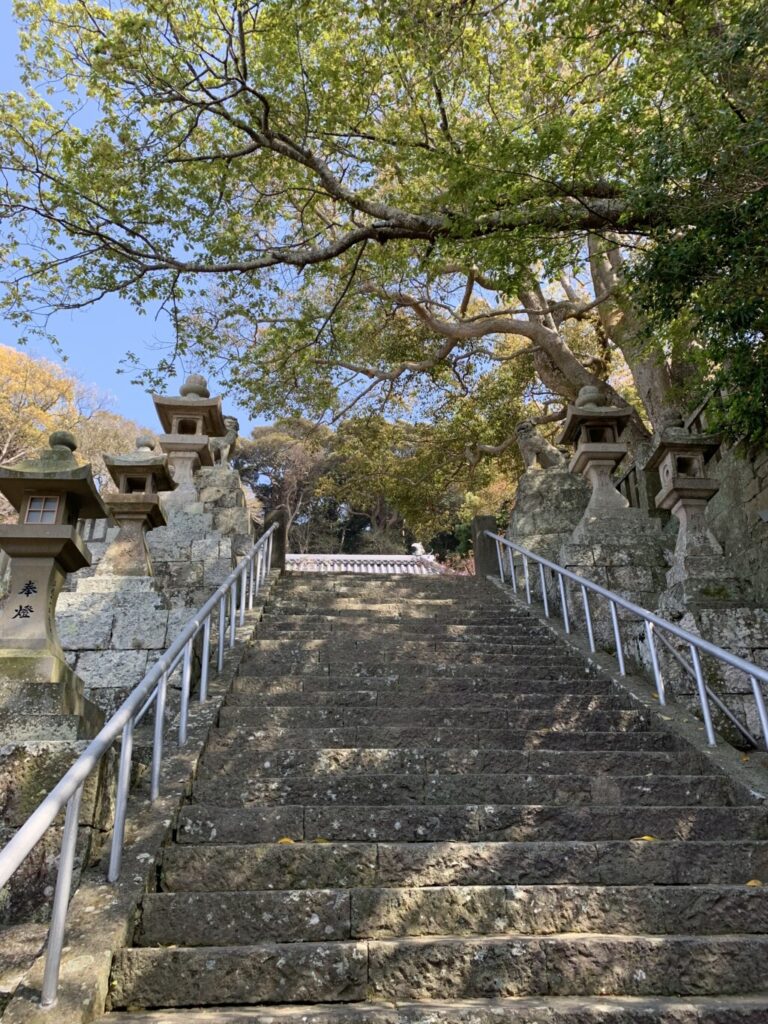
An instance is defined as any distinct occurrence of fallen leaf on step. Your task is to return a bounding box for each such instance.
[631,835,657,842]
[746,879,763,887]
[312,837,331,844]
[276,837,296,844]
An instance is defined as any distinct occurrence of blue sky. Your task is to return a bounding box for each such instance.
[0,5,259,433]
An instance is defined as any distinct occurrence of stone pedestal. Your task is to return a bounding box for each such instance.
[643,429,759,743]
[557,390,668,651]
[508,422,591,562]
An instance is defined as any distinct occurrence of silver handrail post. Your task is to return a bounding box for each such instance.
[609,600,625,675]
[495,538,505,582]
[217,595,226,671]
[538,562,550,618]
[507,548,518,594]
[229,582,237,647]
[151,672,167,801]
[199,619,211,703]
[522,555,531,604]
[690,644,717,746]
[581,585,595,652]
[750,675,768,751]
[40,783,84,1007]
[248,553,256,609]
[239,566,247,625]
[557,573,570,634]
[644,621,666,705]
[178,639,193,745]
[107,720,134,882]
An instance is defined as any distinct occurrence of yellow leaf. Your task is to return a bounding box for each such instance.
[276,837,295,844]
[631,835,657,842]
[746,879,763,887]
[312,837,331,843]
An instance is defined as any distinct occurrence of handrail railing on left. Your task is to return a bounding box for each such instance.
[485,531,768,754]
[0,523,276,1008]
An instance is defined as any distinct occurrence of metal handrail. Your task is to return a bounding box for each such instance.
[485,531,768,751]
[0,523,276,1007]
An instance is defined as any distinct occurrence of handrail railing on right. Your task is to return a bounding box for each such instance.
[0,523,276,1008]
[485,531,768,752]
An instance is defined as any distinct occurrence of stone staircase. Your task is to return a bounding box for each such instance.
[99,573,768,1022]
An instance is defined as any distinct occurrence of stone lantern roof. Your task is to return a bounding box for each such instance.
[558,387,635,448]
[0,431,108,521]
[103,436,177,495]
[152,374,227,438]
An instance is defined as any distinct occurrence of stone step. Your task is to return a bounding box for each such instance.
[225,691,634,711]
[251,638,576,654]
[90,994,768,1024]
[177,803,768,845]
[205,727,682,753]
[216,707,648,731]
[193,771,735,808]
[109,933,768,1007]
[234,675,612,694]
[269,622,545,636]
[160,840,768,891]
[238,661,602,680]
[199,747,707,779]
[138,883,768,946]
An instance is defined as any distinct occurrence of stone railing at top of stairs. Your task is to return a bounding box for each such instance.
[487,531,768,751]
[285,553,448,575]
[0,524,276,1010]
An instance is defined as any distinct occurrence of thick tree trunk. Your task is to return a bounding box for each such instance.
[588,236,681,431]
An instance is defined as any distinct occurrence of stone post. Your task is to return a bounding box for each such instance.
[471,515,500,578]
[263,507,289,571]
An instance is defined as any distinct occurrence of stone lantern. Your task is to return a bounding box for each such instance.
[558,386,635,517]
[97,435,176,577]
[0,432,108,683]
[646,427,743,611]
[647,429,722,559]
[152,374,227,498]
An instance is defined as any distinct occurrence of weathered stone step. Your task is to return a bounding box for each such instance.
[138,883,768,946]
[177,803,768,845]
[225,691,633,711]
[301,803,768,843]
[269,621,545,636]
[110,933,768,1007]
[238,661,601,680]
[90,994,768,1024]
[216,707,648,731]
[193,771,733,808]
[160,840,768,891]
[199,747,706,779]
[205,727,682,753]
[251,638,573,655]
[234,674,611,694]
[247,642,588,663]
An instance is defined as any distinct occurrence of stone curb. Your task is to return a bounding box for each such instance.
[1,574,279,1024]
[487,577,768,803]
